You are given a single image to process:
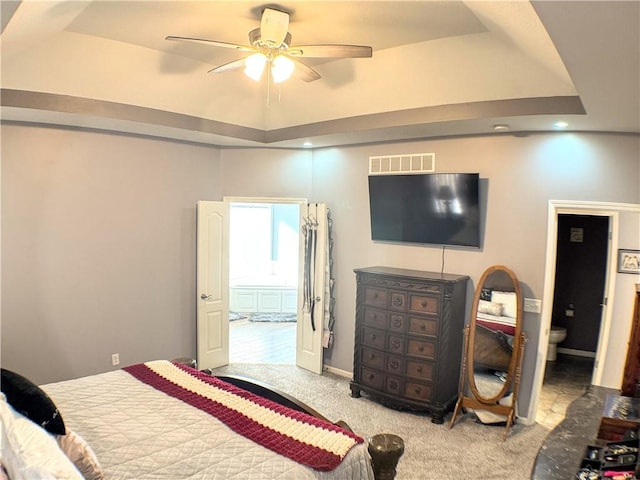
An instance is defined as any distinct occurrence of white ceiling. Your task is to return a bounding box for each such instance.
[1,1,638,148]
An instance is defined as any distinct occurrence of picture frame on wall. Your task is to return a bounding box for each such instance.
[618,249,640,274]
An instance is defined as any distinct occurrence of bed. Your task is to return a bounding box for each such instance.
[1,360,401,480]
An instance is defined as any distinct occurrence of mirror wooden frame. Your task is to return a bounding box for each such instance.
[448,265,526,440]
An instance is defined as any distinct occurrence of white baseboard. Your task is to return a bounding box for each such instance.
[323,365,352,378]
[557,347,596,358]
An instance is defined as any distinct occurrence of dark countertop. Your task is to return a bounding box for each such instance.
[531,385,618,480]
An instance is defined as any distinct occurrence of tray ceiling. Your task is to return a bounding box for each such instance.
[1,1,638,148]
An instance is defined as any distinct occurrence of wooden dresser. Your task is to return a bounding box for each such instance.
[350,266,469,424]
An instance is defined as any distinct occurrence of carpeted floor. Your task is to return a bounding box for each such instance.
[211,363,551,480]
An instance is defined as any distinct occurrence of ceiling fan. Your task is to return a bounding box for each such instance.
[166,7,373,83]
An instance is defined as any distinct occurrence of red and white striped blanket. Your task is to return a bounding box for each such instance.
[123,360,363,471]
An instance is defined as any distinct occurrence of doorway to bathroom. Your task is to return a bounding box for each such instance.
[550,214,609,360]
[535,208,613,428]
[228,201,299,364]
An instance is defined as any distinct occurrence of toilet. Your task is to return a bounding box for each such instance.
[547,326,567,361]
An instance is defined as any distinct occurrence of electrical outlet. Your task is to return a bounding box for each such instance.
[111,353,120,366]
[523,298,542,313]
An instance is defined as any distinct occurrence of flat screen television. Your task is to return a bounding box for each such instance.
[368,173,481,248]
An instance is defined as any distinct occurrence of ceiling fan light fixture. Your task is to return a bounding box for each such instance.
[271,55,295,83]
[169,7,371,85]
[244,52,267,81]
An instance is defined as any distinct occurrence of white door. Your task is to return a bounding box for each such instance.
[196,200,229,370]
[296,203,328,374]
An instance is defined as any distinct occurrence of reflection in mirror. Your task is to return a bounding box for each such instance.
[472,268,518,401]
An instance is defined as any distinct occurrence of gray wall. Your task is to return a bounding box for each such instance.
[1,124,221,383]
[309,133,639,418]
[2,124,639,421]
[220,148,312,198]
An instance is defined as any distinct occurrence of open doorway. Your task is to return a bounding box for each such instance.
[528,200,621,426]
[536,214,609,427]
[228,201,300,364]
[550,214,609,361]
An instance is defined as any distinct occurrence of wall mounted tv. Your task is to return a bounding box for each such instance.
[368,173,481,248]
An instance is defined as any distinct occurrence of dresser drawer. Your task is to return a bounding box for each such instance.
[389,313,406,332]
[389,291,407,312]
[363,307,388,330]
[409,294,440,315]
[360,367,384,390]
[362,326,386,350]
[385,376,403,396]
[404,381,432,401]
[386,355,404,376]
[387,334,405,355]
[361,347,385,370]
[407,338,435,359]
[406,360,434,381]
[408,316,437,337]
[364,286,387,309]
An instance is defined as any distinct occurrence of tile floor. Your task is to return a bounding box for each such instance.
[536,354,594,429]
[230,320,594,430]
[229,318,296,364]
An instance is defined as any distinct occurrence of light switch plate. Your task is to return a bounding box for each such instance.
[523,298,542,313]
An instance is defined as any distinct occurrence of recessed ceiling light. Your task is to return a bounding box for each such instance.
[303,142,313,147]
[553,121,569,129]
[493,124,510,132]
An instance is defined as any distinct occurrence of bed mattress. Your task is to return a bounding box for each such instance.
[42,369,374,480]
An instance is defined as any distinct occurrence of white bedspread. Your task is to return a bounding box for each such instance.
[42,370,374,480]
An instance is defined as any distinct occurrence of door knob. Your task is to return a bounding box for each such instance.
[201,293,212,300]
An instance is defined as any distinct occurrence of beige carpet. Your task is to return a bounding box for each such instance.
[211,363,551,480]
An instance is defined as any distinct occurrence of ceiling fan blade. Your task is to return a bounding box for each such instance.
[166,35,253,52]
[288,44,373,58]
[208,58,247,74]
[260,8,289,47]
[292,59,321,83]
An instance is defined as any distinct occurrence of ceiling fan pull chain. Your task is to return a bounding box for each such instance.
[266,64,271,108]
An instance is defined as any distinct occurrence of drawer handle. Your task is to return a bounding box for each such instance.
[368,353,376,360]
[417,366,423,373]
[421,300,427,308]
[371,314,377,320]
[414,387,421,394]
[370,333,376,340]
[368,373,375,380]
[420,323,426,330]
[418,346,424,352]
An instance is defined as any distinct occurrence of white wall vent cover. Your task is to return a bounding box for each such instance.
[369,153,435,175]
